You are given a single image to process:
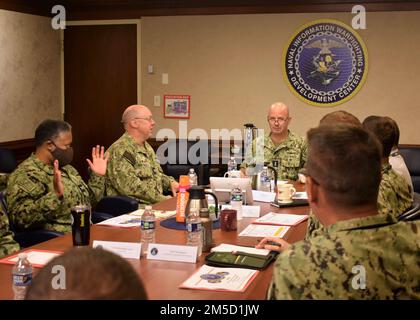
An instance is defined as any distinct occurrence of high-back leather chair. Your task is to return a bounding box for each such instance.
[0,148,17,174]
[158,139,210,185]
[92,195,139,223]
[0,191,64,248]
[399,147,420,193]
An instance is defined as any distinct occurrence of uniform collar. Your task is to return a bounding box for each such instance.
[326,212,397,234]
[30,153,54,175]
[122,132,151,155]
[264,130,293,151]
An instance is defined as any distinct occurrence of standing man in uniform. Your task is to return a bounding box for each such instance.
[105,105,179,205]
[7,120,108,233]
[241,102,307,181]
[257,124,420,299]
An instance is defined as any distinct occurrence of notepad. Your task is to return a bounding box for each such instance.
[253,212,308,226]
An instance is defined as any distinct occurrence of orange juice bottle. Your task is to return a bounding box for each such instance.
[176,175,190,223]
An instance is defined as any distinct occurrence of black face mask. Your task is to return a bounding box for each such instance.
[51,142,74,167]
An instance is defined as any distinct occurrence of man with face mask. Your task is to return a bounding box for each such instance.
[6,120,108,233]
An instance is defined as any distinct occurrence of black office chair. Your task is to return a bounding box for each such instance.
[398,196,420,222]
[0,191,64,248]
[92,196,139,223]
[0,148,17,174]
[399,147,420,193]
[158,139,210,185]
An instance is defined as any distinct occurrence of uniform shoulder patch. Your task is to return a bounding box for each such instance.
[16,176,40,194]
[123,151,136,166]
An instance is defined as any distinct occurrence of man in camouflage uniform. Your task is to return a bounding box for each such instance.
[105,105,179,205]
[257,125,420,299]
[0,174,7,191]
[6,120,108,233]
[305,113,413,240]
[363,116,412,218]
[0,193,19,258]
[241,102,307,181]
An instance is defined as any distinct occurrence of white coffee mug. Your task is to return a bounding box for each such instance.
[277,183,296,203]
[224,170,241,178]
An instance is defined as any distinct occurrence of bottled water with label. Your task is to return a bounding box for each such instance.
[259,166,271,192]
[227,157,237,172]
[12,253,33,300]
[186,208,202,257]
[141,205,156,256]
[188,168,198,186]
[230,184,243,220]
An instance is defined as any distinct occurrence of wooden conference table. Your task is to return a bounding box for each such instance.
[0,183,309,300]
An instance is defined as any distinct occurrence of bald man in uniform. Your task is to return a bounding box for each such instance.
[105,105,179,205]
[241,102,307,180]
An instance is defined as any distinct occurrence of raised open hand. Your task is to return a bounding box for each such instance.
[86,145,109,176]
[53,159,64,198]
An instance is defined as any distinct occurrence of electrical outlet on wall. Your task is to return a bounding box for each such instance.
[153,95,161,107]
[162,73,169,84]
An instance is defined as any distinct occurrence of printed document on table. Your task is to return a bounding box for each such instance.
[220,205,261,217]
[0,249,63,268]
[239,224,290,238]
[129,209,176,219]
[97,214,142,228]
[251,190,276,203]
[211,243,270,256]
[293,192,308,200]
[180,265,259,292]
[253,212,308,226]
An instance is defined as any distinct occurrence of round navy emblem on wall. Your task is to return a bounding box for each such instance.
[283,19,368,107]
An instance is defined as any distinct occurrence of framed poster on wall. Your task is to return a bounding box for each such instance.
[163,95,190,119]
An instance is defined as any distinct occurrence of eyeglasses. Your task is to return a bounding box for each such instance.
[133,116,154,122]
[268,117,289,123]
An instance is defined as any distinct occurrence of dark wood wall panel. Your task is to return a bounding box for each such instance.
[0,139,35,164]
[1,1,420,19]
[64,24,137,178]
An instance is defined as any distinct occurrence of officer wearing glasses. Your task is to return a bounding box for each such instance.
[105,105,179,204]
[241,102,307,180]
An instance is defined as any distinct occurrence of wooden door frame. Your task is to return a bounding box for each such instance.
[60,19,142,118]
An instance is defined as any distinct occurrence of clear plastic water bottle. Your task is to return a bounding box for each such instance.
[230,184,243,220]
[141,205,156,257]
[227,156,237,172]
[12,253,33,300]
[188,168,198,186]
[259,166,271,192]
[186,208,202,258]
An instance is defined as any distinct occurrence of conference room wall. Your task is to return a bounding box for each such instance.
[0,9,61,143]
[141,11,420,144]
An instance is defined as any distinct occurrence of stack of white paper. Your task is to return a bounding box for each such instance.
[97,214,142,228]
[220,205,261,217]
[251,190,276,203]
[238,224,290,238]
[129,209,176,219]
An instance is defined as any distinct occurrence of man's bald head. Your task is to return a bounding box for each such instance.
[121,105,150,129]
[268,102,289,119]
